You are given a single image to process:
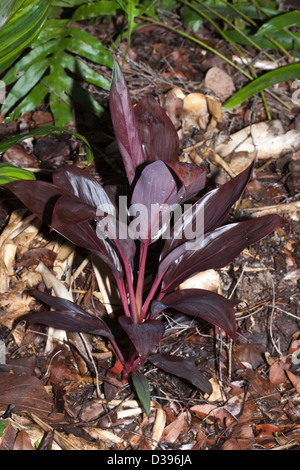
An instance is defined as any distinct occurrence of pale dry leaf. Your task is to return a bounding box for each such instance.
[162,411,186,443]
[216,120,300,160]
[179,269,221,293]
[151,404,166,450]
[35,262,72,353]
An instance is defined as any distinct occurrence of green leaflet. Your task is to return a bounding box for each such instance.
[226,29,300,50]
[132,371,151,416]
[0,163,36,185]
[0,420,9,439]
[254,11,300,37]
[0,1,18,31]
[0,125,94,165]
[224,63,300,109]
[0,0,50,74]
[72,0,119,20]
[1,2,113,126]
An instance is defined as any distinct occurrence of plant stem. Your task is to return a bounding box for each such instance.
[141,268,167,321]
[135,240,149,316]
[124,261,139,323]
[115,276,131,318]
[110,336,126,366]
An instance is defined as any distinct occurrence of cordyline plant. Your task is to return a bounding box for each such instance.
[5,61,284,411]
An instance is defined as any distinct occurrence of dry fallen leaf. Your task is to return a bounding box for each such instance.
[216,120,300,160]
[162,411,186,443]
[221,424,255,450]
[0,373,53,415]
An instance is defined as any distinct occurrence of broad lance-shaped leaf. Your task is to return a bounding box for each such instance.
[131,371,151,417]
[151,289,236,340]
[133,94,180,163]
[159,213,285,293]
[5,179,124,277]
[109,60,145,184]
[52,165,114,212]
[0,163,35,185]
[130,161,179,243]
[119,316,165,362]
[51,194,97,230]
[161,159,255,259]
[27,289,114,339]
[148,354,212,395]
[52,165,136,268]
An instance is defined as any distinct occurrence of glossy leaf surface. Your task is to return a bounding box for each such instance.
[224,64,300,109]
[130,161,179,243]
[131,371,151,416]
[5,178,124,277]
[154,289,236,340]
[28,289,114,339]
[134,94,180,163]
[161,159,255,259]
[0,163,35,185]
[160,214,284,293]
[109,60,145,184]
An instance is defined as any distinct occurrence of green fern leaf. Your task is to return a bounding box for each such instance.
[1,2,113,126]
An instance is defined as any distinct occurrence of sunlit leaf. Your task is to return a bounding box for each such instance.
[0,163,35,185]
[0,0,50,74]
[224,64,300,109]
[254,11,300,37]
[159,214,285,293]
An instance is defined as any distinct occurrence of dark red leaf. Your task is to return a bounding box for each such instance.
[134,94,180,163]
[6,174,127,278]
[156,288,236,340]
[52,165,115,211]
[159,214,285,293]
[28,289,114,339]
[166,162,206,201]
[51,194,97,229]
[161,159,255,258]
[109,60,145,184]
[119,316,165,361]
[148,354,212,394]
[130,161,179,243]
[5,179,66,225]
[56,220,124,278]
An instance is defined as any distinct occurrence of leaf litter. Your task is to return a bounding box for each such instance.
[0,12,299,451]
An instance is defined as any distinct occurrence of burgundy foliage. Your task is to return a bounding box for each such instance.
[5,61,284,393]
